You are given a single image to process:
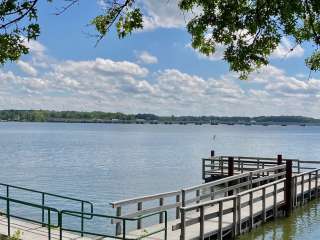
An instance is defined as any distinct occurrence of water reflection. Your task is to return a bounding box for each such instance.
[238,199,320,240]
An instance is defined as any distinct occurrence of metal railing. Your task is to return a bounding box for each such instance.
[0,194,168,240]
[0,182,94,237]
[0,195,59,240]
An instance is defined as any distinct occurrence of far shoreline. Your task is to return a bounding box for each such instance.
[0,110,319,126]
[0,119,317,126]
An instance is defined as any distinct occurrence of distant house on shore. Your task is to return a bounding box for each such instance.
[150,120,159,124]
[136,119,146,124]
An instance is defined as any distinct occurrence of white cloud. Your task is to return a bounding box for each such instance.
[1,39,320,117]
[189,39,304,64]
[248,89,270,97]
[55,58,149,77]
[17,61,38,76]
[96,0,188,30]
[0,70,16,83]
[271,38,304,59]
[23,39,46,57]
[249,65,320,99]
[187,43,225,61]
[96,0,107,8]
[136,51,158,64]
[137,0,194,30]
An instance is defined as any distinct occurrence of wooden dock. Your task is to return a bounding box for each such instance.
[0,154,320,240]
[111,155,320,240]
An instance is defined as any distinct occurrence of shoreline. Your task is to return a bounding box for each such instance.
[0,119,317,126]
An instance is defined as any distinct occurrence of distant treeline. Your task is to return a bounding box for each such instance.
[0,110,319,124]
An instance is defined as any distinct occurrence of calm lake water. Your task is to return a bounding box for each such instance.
[1,122,320,237]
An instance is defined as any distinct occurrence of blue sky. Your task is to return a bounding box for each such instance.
[1,0,320,117]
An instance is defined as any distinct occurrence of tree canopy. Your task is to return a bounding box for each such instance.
[1,109,320,124]
[1,0,320,79]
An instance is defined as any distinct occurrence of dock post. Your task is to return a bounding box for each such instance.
[277,154,282,165]
[316,170,319,198]
[115,207,122,235]
[159,198,164,223]
[203,150,215,181]
[202,158,205,180]
[199,206,204,240]
[228,157,235,195]
[210,150,215,178]
[228,157,234,176]
[176,194,181,219]
[181,190,186,207]
[237,195,241,235]
[180,208,186,240]
[137,202,142,229]
[277,154,283,179]
[285,160,293,216]
[211,150,215,157]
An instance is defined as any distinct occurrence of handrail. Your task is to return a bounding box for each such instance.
[0,182,94,237]
[185,164,285,193]
[181,195,237,211]
[0,182,93,212]
[294,168,318,177]
[203,158,296,163]
[180,177,283,212]
[0,193,168,240]
[0,195,59,240]
[298,160,320,164]
[60,210,168,240]
[201,156,314,179]
[209,156,299,161]
[183,173,249,193]
[110,189,181,236]
[237,178,285,196]
[111,190,180,207]
[205,158,320,168]
[205,156,320,168]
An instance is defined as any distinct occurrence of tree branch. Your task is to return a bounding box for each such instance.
[54,0,80,16]
[0,0,39,29]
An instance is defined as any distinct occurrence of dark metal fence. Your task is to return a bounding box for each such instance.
[0,183,168,240]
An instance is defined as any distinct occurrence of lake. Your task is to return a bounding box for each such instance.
[0,122,320,237]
